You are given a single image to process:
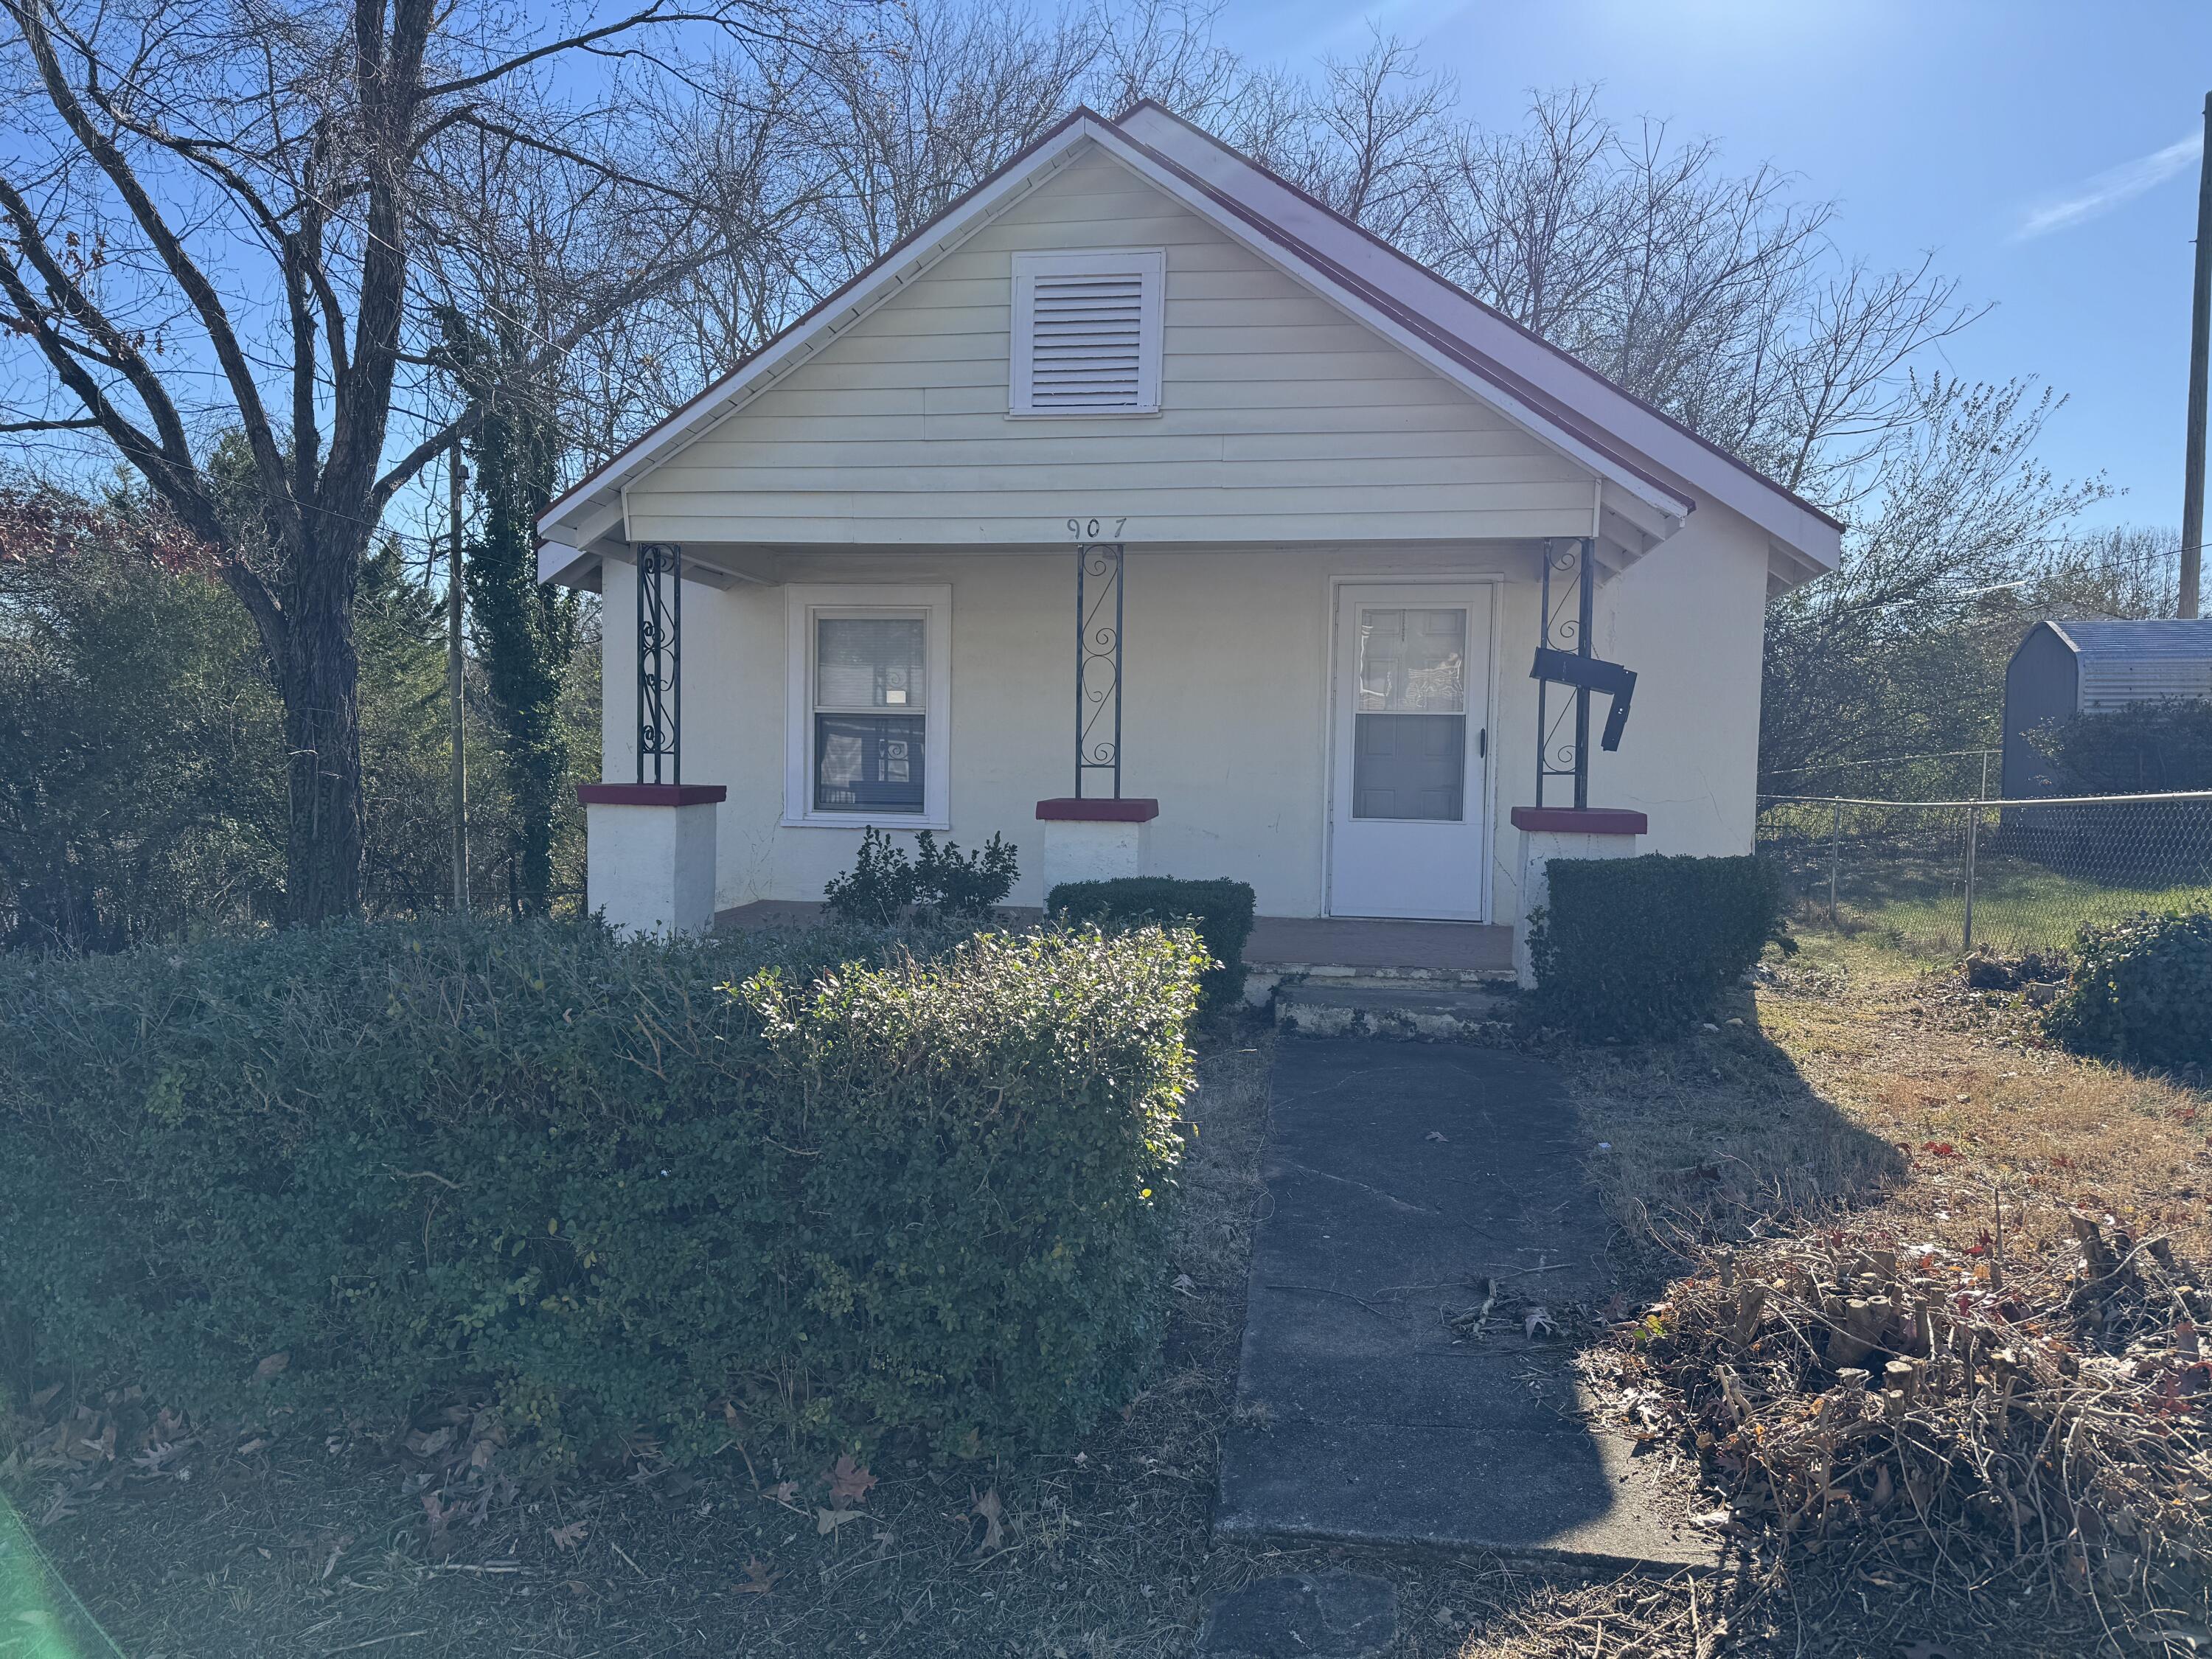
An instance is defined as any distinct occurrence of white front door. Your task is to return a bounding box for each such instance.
[1327,584,1492,920]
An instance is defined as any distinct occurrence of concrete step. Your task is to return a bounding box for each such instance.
[1273,981,1517,1043]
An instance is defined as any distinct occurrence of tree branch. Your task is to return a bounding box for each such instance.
[0,171,198,475]
[5,0,302,554]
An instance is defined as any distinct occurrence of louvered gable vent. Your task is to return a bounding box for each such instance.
[1010,250,1164,415]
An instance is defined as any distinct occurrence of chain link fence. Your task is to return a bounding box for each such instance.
[1757,790,2212,959]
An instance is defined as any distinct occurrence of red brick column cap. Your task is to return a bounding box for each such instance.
[1509,806,1647,835]
[577,783,728,807]
[1034,797,1160,823]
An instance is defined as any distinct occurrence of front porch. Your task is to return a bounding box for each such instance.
[715,899,1515,998]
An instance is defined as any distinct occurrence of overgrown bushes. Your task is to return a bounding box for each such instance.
[822,826,1019,923]
[1047,877,1256,1015]
[2043,908,2212,1068]
[0,916,1202,1463]
[1528,853,1790,1040]
[2031,699,2212,794]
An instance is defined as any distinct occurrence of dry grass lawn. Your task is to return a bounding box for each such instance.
[1575,935,2212,1273]
[7,939,2210,1657]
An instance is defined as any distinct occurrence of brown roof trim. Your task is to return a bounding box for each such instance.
[1098,119,1691,515]
[1117,100,1846,536]
[549,99,1840,545]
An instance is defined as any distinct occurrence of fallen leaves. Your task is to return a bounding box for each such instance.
[825,1453,877,1506]
[815,1506,864,1535]
[969,1486,1005,1554]
[737,1557,779,1596]
[549,1520,588,1551]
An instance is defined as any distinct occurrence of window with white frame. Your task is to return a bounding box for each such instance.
[1009,250,1165,415]
[785,586,952,828]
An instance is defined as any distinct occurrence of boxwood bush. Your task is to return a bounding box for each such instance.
[1528,853,1790,1040]
[0,916,1203,1463]
[2043,908,2212,1068]
[1047,877,1256,1014]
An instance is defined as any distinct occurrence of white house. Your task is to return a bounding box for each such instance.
[537,102,1841,989]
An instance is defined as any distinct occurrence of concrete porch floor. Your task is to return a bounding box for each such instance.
[714,900,1513,978]
[1242,915,1513,977]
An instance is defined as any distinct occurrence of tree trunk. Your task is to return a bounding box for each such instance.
[513,744,558,916]
[275,542,365,923]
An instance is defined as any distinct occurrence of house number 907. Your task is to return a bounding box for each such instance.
[1067,517,1126,541]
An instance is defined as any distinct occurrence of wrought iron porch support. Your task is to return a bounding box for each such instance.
[1535,538,1595,810]
[636,543,682,785]
[1074,542,1125,799]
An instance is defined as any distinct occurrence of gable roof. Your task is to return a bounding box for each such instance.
[539,105,1843,583]
[2039,619,2212,662]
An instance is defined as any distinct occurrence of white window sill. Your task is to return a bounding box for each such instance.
[780,813,951,832]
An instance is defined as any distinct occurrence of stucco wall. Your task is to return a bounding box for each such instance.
[597,504,1773,921]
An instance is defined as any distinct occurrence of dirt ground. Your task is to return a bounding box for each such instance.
[7,942,2208,1658]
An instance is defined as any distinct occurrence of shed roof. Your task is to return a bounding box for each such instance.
[2042,619,2212,662]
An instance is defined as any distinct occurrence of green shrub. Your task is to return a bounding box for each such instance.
[1528,854,1790,1040]
[1046,877,1255,1015]
[0,914,1201,1464]
[2031,700,2212,793]
[822,826,1019,923]
[2043,908,2212,1068]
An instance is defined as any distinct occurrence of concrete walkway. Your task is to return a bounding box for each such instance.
[1214,1040,1712,1568]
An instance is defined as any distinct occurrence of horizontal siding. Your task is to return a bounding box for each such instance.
[645,455,1586,494]
[627,509,1586,545]
[2079,660,2212,712]
[627,143,1594,545]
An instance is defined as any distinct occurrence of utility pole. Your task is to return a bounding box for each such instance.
[448,444,470,913]
[2183,90,2212,619]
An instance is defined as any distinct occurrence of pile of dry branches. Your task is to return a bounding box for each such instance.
[1626,1211,2212,1629]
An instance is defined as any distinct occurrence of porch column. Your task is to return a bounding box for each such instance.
[580,543,725,938]
[1035,796,1159,901]
[1517,537,1647,984]
[1509,805,1646,987]
[1037,536,1158,902]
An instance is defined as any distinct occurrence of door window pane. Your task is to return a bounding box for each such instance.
[814,714,925,813]
[818,617,925,709]
[1352,712,1465,821]
[1357,608,1465,713]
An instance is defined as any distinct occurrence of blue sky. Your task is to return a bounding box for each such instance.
[1212,0,2212,532]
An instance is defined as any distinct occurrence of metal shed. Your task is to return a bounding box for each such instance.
[2002,619,2212,796]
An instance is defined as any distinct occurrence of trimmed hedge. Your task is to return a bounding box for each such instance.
[1047,877,1256,1014]
[2043,909,2212,1068]
[0,916,1203,1463]
[1528,853,1790,1040]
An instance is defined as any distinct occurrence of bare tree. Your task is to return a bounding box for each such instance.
[564,0,1259,463]
[1244,35,1454,245]
[1761,376,2111,776]
[0,0,846,920]
[2027,526,2182,622]
[1405,86,1981,505]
